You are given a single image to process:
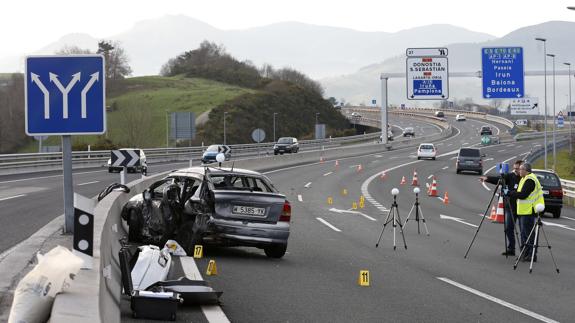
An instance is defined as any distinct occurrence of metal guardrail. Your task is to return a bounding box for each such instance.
[561,179,575,199]
[0,133,382,173]
[514,129,572,141]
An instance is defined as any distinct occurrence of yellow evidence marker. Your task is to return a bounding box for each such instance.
[193,245,203,258]
[341,188,348,196]
[327,197,333,205]
[358,270,370,286]
[352,201,358,210]
[359,200,365,209]
[206,260,218,276]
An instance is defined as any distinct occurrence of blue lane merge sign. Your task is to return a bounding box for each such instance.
[25,55,105,135]
[482,47,524,99]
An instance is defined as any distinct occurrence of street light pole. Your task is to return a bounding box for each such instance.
[548,53,556,170]
[273,112,277,142]
[536,38,548,169]
[223,112,227,145]
[565,62,573,154]
[165,109,169,148]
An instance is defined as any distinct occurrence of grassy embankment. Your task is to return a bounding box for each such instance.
[20,76,256,152]
[532,147,575,180]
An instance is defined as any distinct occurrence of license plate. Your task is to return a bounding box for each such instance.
[465,161,474,164]
[542,190,549,195]
[233,205,265,216]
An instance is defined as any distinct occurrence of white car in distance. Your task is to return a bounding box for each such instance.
[417,143,437,160]
[455,114,466,121]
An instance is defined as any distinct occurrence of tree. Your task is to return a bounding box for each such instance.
[97,40,132,82]
[55,46,92,55]
[116,107,152,147]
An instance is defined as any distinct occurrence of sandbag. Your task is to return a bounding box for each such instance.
[8,246,83,323]
[131,245,172,291]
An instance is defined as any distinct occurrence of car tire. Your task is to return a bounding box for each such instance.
[264,244,287,258]
[108,168,113,173]
[551,208,561,218]
[128,209,143,242]
[417,157,421,160]
[456,170,460,174]
[432,157,436,160]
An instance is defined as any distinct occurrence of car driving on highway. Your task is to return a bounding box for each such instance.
[480,126,493,136]
[201,144,231,163]
[417,143,436,160]
[121,166,291,258]
[403,127,415,137]
[455,147,484,174]
[274,137,299,155]
[532,169,563,218]
[455,114,466,121]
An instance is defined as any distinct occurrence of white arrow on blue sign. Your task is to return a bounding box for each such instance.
[482,47,524,99]
[25,55,106,135]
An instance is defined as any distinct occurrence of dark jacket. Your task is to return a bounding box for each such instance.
[484,172,521,215]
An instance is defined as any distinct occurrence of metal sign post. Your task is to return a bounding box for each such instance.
[25,55,105,233]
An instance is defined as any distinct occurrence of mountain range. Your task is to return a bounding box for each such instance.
[2,16,574,110]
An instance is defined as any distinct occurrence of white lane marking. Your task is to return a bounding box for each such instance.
[298,194,303,202]
[497,149,506,153]
[462,142,469,145]
[542,221,575,232]
[374,155,383,158]
[304,182,312,188]
[360,159,422,214]
[316,217,342,232]
[0,169,105,184]
[440,214,478,228]
[482,182,491,191]
[437,277,559,323]
[442,166,449,170]
[563,216,575,222]
[349,164,361,168]
[78,180,99,186]
[517,145,523,148]
[428,174,434,179]
[180,257,231,323]
[450,156,457,160]
[323,172,333,177]
[0,194,26,202]
[329,208,378,221]
[485,158,494,161]
[534,144,541,147]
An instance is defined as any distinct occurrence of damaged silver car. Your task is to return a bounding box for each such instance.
[121,167,291,258]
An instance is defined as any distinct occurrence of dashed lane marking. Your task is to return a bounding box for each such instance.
[78,181,99,186]
[323,172,333,177]
[440,214,478,228]
[329,208,377,221]
[428,175,434,179]
[437,277,559,323]
[298,194,303,202]
[442,166,449,170]
[304,182,312,188]
[316,217,342,232]
[563,216,575,222]
[0,194,26,202]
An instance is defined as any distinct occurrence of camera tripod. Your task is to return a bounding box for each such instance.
[403,191,429,236]
[513,212,560,273]
[375,194,407,250]
[465,176,518,258]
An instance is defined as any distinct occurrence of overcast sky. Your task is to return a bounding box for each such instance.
[2,0,574,58]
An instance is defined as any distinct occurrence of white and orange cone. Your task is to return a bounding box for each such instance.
[400,176,407,185]
[443,191,449,205]
[428,178,438,197]
[492,196,505,223]
[411,170,419,186]
[357,164,363,173]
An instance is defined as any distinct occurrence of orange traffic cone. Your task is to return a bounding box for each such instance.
[492,196,505,223]
[488,205,497,220]
[335,160,340,169]
[320,156,325,164]
[411,170,419,186]
[443,191,449,205]
[357,164,363,172]
[380,172,386,181]
[428,178,438,197]
[400,176,406,185]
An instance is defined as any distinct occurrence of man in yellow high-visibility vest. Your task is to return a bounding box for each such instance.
[507,163,545,262]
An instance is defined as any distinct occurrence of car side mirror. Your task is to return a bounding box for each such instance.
[142,189,152,201]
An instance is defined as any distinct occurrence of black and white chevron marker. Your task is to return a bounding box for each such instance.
[218,145,231,155]
[111,149,140,167]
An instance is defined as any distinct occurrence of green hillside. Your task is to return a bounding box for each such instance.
[20,76,256,152]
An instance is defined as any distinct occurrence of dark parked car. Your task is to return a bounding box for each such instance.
[480,126,493,136]
[403,127,415,137]
[121,167,291,258]
[201,145,231,163]
[274,137,299,155]
[456,148,484,174]
[435,111,445,118]
[532,169,563,218]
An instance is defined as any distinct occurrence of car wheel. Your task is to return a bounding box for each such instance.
[274,152,278,155]
[456,170,460,174]
[417,157,421,160]
[128,209,143,242]
[551,208,561,218]
[432,157,436,160]
[264,244,287,258]
[477,170,483,175]
[108,168,113,173]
